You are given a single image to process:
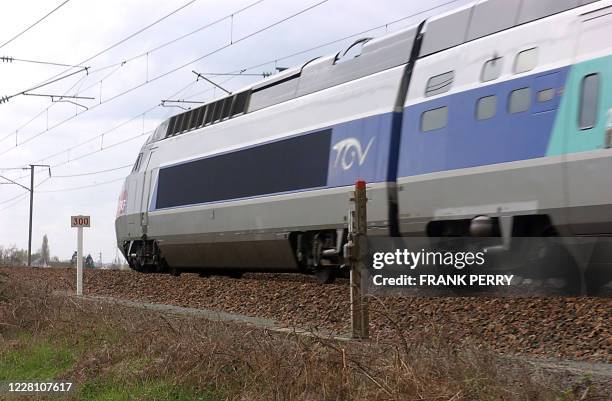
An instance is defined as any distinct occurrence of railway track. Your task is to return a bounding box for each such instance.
[2,267,611,363]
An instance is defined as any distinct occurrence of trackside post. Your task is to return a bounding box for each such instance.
[71,215,90,296]
[348,180,369,339]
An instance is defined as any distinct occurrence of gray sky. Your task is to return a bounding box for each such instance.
[0,0,469,263]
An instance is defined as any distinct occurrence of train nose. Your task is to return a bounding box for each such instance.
[116,183,127,218]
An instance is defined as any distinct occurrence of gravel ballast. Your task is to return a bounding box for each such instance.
[4,267,610,363]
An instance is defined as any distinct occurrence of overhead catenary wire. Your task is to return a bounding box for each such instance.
[37,176,125,193]
[1,56,87,69]
[0,0,72,50]
[0,0,210,145]
[6,0,460,180]
[30,0,201,89]
[0,0,329,158]
[1,0,466,197]
[51,163,133,178]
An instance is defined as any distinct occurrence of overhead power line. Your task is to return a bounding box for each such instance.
[1,55,87,68]
[0,0,329,158]
[52,163,133,178]
[0,0,72,50]
[7,0,454,179]
[87,0,265,76]
[38,176,125,193]
[2,0,465,195]
[0,0,264,146]
[31,0,201,90]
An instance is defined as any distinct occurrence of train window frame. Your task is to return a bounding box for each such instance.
[231,91,249,116]
[194,105,207,128]
[204,102,217,126]
[132,153,143,173]
[425,71,454,97]
[578,73,600,130]
[220,97,233,121]
[476,95,497,120]
[152,120,169,142]
[175,113,185,134]
[508,87,531,114]
[537,88,555,103]
[481,57,503,82]
[421,106,448,132]
[166,116,178,137]
[513,47,537,74]
[183,110,194,132]
[212,100,224,122]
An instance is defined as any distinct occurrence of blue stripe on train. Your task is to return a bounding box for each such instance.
[397,66,570,177]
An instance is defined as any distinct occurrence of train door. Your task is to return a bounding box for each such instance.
[565,5,612,233]
[139,149,157,236]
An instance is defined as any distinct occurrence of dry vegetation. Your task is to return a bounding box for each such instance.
[0,270,610,400]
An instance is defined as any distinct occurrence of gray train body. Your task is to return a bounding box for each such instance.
[116,0,612,290]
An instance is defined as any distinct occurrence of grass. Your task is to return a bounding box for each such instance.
[0,270,607,400]
[79,378,222,401]
[0,336,76,380]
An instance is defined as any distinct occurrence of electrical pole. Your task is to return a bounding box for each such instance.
[28,165,34,266]
[26,165,51,266]
[0,164,51,266]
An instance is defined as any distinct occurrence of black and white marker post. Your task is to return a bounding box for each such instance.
[71,215,90,296]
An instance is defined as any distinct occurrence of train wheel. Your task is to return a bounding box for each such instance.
[315,267,336,284]
[225,271,243,279]
[169,266,181,277]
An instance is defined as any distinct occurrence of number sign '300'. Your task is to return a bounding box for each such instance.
[71,215,90,228]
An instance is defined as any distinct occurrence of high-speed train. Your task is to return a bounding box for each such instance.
[116,0,612,291]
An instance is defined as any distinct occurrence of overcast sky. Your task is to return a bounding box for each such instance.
[0,0,470,263]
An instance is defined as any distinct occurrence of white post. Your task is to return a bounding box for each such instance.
[76,226,83,296]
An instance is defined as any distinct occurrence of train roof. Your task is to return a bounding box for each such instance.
[420,0,600,57]
[157,0,600,140]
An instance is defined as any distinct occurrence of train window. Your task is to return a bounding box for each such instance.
[156,129,332,208]
[476,95,497,120]
[514,48,537,74]
[421,106,448,132]
[231,91,249,116]
[425,71,454,97]
[508,87,531,114]
[537,88,555,103]
[481,57,502,82]
[579,73,600,129]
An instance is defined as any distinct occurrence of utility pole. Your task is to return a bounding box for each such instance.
[0,164,51,266]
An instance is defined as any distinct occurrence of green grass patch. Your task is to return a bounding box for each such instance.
[79,378,223,401]
[0,337,76,380]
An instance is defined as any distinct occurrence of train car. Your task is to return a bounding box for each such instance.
[116,0,612,291]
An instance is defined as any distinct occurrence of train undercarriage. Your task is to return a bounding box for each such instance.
[122,213,612,295]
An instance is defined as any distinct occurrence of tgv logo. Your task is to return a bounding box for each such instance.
[332,137,374,171]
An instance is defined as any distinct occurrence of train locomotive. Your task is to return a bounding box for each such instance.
[116,0,612,292]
